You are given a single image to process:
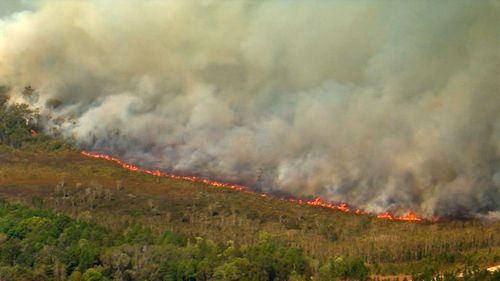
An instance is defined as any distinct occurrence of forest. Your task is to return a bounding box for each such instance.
[0,200,499,281]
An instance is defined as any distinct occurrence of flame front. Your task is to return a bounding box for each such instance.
[80,150,430,222]
[376,211,423,222]
[80,151,247,191]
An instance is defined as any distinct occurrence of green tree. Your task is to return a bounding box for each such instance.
[213,258,250,281]
[82,268,106,281]
[0,102,35,147]
[328,257,370,281]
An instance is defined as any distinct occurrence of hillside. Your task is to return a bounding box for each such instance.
[0,93,498,280]
[0,144,499,280]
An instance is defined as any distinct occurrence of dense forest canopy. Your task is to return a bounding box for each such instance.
[0,201,499,281]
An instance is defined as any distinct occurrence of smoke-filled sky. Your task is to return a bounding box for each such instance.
[0,0,499,218]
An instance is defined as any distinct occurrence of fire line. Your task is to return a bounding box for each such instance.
[80,150,430,222]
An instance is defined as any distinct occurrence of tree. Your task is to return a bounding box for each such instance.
[82,268,106,281]
[22,85,38,104]
[328,257,370,281]
[213,258,250,281]
[67,271,82,281]
[0,102,35,147]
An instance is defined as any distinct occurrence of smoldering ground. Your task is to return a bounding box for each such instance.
[0,0,498,218]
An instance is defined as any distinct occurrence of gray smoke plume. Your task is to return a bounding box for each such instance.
[0,0,498,218]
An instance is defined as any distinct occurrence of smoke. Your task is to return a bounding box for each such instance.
[0,0,498,217]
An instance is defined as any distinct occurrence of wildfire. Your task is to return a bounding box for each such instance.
[376,211,423,222]
[376,211,395,220]
[303,197,351,213]
[80,150,430,222]
[399,211,422,222]
[80,151,247,191]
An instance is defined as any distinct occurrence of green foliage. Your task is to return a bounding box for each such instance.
[0,88,74,150]
[82,268,107,281]
[213,258,251,281]
[157,230,187,246]
[244,234,310,280]
[0,201,315,280]
[0,197,498,280]
[319,257,370,280]
[0,101,35,148]
[124,224,154,245]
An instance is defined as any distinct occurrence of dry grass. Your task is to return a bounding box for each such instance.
[0,145,499,275]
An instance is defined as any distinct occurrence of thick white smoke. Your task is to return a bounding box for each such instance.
[0,0,498,217]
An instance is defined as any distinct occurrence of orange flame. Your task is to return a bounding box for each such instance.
[398,211,422,222]
[80,151,247,191]
[376,211,423,222]
[377,211,395,220]
[80,150,431,222]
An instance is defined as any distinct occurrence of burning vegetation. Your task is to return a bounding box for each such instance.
[81,150,428,222]
[0,134,498,279]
